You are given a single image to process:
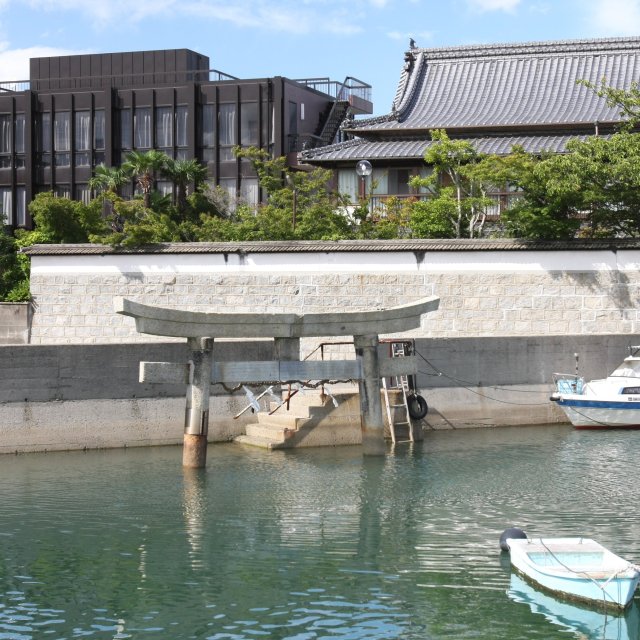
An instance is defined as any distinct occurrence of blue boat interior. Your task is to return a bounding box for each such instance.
[527,551,604,568]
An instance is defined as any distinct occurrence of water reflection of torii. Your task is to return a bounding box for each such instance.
[116,296,439,468]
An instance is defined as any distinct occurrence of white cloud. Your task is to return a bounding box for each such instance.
[16,0,372,35]
[182,1,364,35]
[386,30,433,43]
[0,44,86,82]
[23,0,175,26]
[585,0,640,35]
[467,0,521,12]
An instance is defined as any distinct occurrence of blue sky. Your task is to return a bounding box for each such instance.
[1,0,639,115]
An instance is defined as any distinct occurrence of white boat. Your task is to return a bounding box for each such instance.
[508,573,640,639]
[550,346,640,428]
[506,536,640,609]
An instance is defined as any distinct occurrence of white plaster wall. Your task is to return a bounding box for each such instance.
[28,249,640,344]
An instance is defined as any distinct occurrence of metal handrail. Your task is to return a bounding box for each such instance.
[293,76,372,102]
[0,68,239,91]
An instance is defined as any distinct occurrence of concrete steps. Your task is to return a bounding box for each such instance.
[234,388,363,449]
[234,434,286,450]
[234,386,422,450]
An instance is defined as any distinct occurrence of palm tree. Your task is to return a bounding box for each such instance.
[88,164,131,196]
[122,150,169,209]
[162,157,208,220]
[89,164,132,230]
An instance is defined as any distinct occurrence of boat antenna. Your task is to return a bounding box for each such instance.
[574,353,579,378]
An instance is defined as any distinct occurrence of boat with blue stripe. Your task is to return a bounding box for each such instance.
[550,345,640,428]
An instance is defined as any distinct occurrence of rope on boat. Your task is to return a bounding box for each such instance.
[537,538,637,608]
[415,350,551,406]
[562,405,617,429]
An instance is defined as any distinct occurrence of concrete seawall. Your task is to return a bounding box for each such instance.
[6,240,640,453]
[1,334,634,453]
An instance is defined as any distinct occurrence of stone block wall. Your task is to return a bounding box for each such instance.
[0,303,32,344]
[26,247,640,344]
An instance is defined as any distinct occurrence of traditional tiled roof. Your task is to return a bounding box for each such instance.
[347,36,640,134]
[22,238,640,255]
[301,134,593,162]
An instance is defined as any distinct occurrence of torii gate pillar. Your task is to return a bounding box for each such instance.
[354,334,386,456]
[183,337,213,468]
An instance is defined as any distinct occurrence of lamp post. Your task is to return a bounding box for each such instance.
[355,160,372,200]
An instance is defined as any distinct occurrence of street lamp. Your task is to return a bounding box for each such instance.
[355,160,372,200]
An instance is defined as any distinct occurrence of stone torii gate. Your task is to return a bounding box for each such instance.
[116,296,439,467]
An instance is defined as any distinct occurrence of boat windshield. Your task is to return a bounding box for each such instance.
[611,358,640,378]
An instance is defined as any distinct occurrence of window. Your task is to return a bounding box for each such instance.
[219,104,236,162]
[14,114,25,168]
[262,102,274,154]
[55,185,71,199]
[156,106,172,150]
[371,169,388,196]
[219,177,237,211]
[338,169,358,202]
[134,107,151,149]
[176,105,188,148]
[119,109,132,150]
[240,103,259,147]
[36,112,51,170]
[0,187,12,225]
[75,184,91,205]
[0,115,11,168]
[201,104,215,162]
[156,180,173,197]
[16,187,26,226]
[94,109,105,165]
[75,110,91,167]
[54,112,70,167]
[387,168,411,196]
[240,177,259,207]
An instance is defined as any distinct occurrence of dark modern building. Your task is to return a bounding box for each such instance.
[0,48,372,228]
[301,36,640,214]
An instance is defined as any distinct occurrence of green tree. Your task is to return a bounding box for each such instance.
[27,192,103,243]
[232,147,352,240]
[409,130,492,238]
[409,191,459,238]
[499,134,640,239]
[0,231,29,301]
[89,199,153,247]
[88,164,131,195]
[122,150,169,209]
[578,78,640,129]
[162,158,208,221]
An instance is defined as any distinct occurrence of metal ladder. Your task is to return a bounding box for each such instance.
[382,341,414,444]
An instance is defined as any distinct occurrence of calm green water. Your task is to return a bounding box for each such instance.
[1,424,640,640]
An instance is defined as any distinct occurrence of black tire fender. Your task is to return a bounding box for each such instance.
[407,393,428,420]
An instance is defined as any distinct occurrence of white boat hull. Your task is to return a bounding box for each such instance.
[551,350,640,428]
[553,394,640,428]
[507,537,640,609]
